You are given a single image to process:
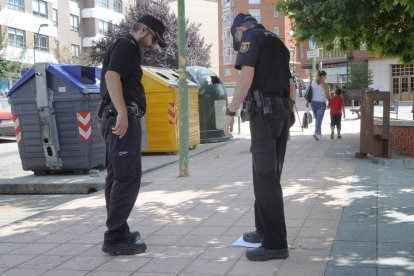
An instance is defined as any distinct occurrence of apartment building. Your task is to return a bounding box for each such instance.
[0,0,136,90]
[218,0,304,93]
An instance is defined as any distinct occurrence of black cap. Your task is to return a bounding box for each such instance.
[137,14,167,48]
[231,13,257,51]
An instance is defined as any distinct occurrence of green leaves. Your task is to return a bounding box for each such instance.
[90,1,211,69]
[278,0,414,63]
[0,33,21,79]
[348,62,373,89]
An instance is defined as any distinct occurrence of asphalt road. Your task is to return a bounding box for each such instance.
[0,137,83,227]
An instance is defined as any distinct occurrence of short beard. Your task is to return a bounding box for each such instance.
[137,38,146,53]
[138,33,153,53]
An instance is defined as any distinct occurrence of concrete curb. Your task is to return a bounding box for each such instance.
[370,155,414,169]
[0,139,235,194]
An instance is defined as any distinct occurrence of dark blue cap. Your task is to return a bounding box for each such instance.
[231,13,257,51]
[137,14,167,48]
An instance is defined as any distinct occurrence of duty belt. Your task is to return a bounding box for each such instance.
[125,106,144,116]
[102,104,145,117]
[263,95,285,104]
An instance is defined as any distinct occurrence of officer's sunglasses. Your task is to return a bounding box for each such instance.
[147,27,158,44]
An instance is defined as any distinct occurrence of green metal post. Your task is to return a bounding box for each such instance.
[177,0,189,177]
[312,44,317,81]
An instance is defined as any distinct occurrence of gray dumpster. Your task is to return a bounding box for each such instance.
[186,66,230,143]
[8,63,105,175]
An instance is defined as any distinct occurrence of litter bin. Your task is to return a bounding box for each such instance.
[186,66,230,143]
[141,66,200,153]
[7,63,105,175]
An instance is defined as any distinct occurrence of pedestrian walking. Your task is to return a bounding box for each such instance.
[309,70,331,140]
[224,13,295,261]
[98,14,167,255]
[329,88,346,139]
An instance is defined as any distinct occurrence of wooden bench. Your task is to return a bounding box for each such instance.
[350,108,361,119]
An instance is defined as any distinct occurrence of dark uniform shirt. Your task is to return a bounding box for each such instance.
[235,26,291,97]
[100,33,146,110]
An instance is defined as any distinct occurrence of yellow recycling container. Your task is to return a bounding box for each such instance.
[141,66,200,153]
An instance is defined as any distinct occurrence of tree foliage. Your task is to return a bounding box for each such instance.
[277,0,414,63]
[347,62,373,90]
[90,0,211,69]
[0,28,21,79]
[54,40,96,66]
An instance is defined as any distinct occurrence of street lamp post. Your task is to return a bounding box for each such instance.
[290,47,296,75]
[34,23,49,64]
[289,30,296,76]
[345,53,349,88]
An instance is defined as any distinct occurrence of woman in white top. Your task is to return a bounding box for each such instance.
[309,70,331,140]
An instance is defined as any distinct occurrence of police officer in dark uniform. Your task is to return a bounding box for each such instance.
[224,13,296,261]
[98,14,167,255]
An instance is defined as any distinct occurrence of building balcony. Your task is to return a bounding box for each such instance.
[221,0,234,9]
[222,37,232,46]
[223,55,235,65]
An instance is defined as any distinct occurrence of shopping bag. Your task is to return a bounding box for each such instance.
[304,81,313,103]
[306,108,313,125]
[302,112,309,129]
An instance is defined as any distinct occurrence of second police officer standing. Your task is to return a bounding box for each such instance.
[98,14,167,255]
[224,13,296,261]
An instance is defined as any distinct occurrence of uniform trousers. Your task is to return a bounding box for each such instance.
[249,101,290,250]
[99,113,142,245]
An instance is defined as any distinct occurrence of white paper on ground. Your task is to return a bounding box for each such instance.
[232,235,261,248]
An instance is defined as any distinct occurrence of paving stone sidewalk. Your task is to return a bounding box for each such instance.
[0,101,413,275]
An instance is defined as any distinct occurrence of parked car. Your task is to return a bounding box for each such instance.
[0,99,15,137]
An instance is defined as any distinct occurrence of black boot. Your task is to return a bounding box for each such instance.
[246,247,289,261]
[128,231,140,242]
[242,231,263,243]
[102,240,147,255]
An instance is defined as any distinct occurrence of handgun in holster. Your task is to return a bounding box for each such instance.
[106,104,118,127]
[240,91,254,122]
[97,101,106,119]
[253,89,264,110]
[98,100,117,127]
[98,98,115,118]
[253,89,272,116]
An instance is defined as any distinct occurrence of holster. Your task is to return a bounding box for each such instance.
[97,101,105,119]
[240,91,255,122]
[240,107,250,122]
[101,104,117,128]
[283,97,295,113]
[97,99,112,118]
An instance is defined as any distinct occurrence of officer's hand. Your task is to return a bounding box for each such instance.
[224,116,235,138]
[112,111,128,139]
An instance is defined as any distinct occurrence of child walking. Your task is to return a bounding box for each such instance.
[329,88,345,139]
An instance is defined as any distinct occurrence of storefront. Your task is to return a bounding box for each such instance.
[391,64,414,101]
